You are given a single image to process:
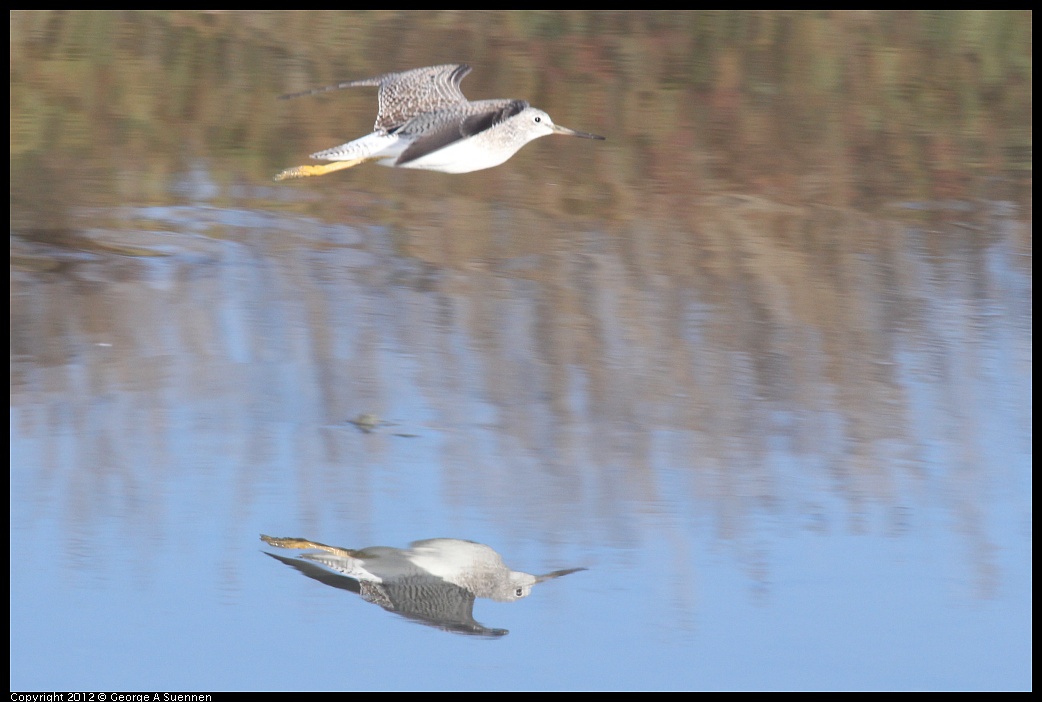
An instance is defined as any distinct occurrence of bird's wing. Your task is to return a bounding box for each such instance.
[278,64,473,134]
[263,551,362,594]
[373,64,473,132]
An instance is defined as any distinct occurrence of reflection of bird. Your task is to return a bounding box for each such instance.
[274,63,604,181]
[260,534,585,637]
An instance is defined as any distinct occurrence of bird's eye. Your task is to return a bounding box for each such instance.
[534,116,542,123]
[515,587,524,597]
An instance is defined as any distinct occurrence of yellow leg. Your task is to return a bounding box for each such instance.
[260,534,355,557]
[273,158,370,181]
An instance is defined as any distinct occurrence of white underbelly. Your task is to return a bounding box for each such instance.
[391,137,527,173]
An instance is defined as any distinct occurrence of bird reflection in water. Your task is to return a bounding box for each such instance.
[260,534,585,637]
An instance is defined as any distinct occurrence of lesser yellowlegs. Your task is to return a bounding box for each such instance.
[260,534,585,601]
[261,534,584,636]
[273,63,604,181]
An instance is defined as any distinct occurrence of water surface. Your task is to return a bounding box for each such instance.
[10,10,1032,691]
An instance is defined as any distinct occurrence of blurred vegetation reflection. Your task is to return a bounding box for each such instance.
[10,10,1031,224]
[9,12,1031,602]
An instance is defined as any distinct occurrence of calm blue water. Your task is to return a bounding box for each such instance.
[10,11,1032,691]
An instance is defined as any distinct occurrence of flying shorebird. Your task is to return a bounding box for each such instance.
[273,63,604,181]
[260,534,585,637]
